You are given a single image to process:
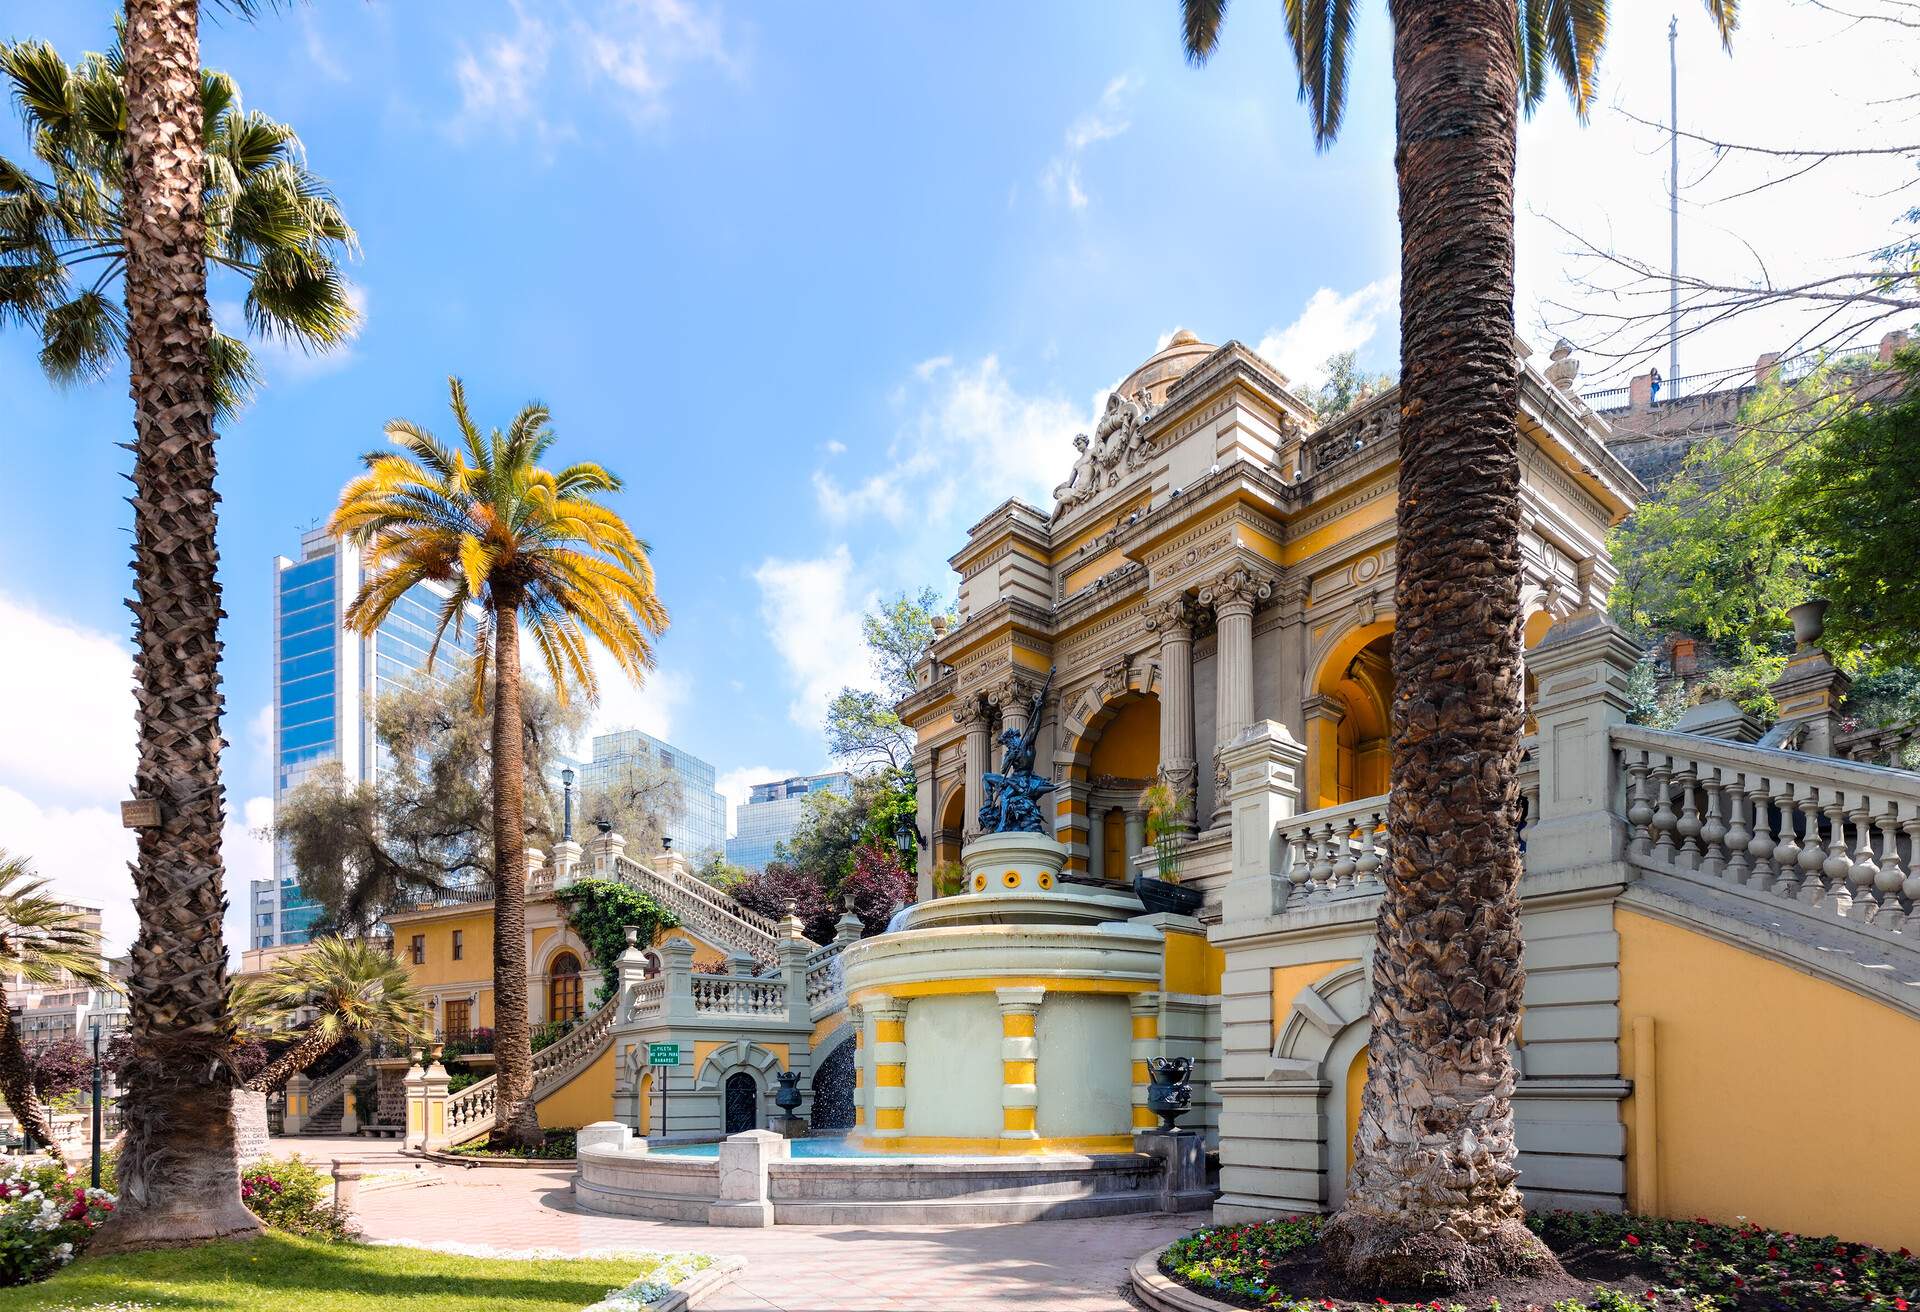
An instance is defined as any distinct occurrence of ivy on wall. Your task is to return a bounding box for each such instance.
[557,878,680,1007]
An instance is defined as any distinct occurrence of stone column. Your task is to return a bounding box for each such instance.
[913,749,936,902]
[1124,809,1146,876]
[420,1046,451,1151]
[997,987,1044,1141]
[283,1072,310,1135]
[1129,992,1160,1134]
[549,839,584,888]
[1769,600,1851,757]
[402,1049,426,1151]
[1220,721,1309,922]
[866,996,907,1140]
[661,937,697,1026]
[588,829,627,876]
[340,1087,360,1137]
[1145,598,1199,814]
[1086,804,1106,881]
[1202,567,1272,823]
[1300,694,1348,812]
[847,1002,866,1131]
[957,699,991,839]
[1525,608,1644,875]
[777,910,811,1027]
[708,1129,789,1227]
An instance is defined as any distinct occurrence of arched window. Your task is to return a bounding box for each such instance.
[548,952,583,1024]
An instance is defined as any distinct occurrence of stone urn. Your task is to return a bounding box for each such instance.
[1789,598,1830,651]
[773,1069,807,1139]
[1145,1056,1195,1132]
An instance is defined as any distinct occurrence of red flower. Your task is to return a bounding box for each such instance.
[1625,1234,1641,1247]
[1895,1300,1910,1311]
[1768,1246,1780,1259]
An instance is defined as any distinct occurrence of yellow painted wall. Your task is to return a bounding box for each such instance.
[1617,909,1920,1250]
[533,1043,616,1130]
[394,910,495,989]
[1344,1047,1367,1172]
[1280,486,1395,565]
[1089,697,1160,779]
[1163,930,1224,996]
[1269,959,1358,1046]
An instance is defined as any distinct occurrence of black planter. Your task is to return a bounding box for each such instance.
[1134,873,1203,916]
[1145,1056,1195,1131]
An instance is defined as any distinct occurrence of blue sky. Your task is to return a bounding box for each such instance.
[3,0,1906,952]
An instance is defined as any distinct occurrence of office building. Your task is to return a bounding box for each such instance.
[724,771,852,871]
[580,729,728,865]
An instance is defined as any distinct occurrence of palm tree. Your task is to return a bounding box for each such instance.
[1179,0,1735,1290]
[231,938,430,1093]
[72,0,350,1254]
[330,378,670,1148]
[0,853,111,1165]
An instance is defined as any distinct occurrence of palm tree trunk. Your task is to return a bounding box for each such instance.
[0,1019,66,1165]
[242,1029,341,1095]
[90,0,260,1252]
[487,598,542,1149]
[1320,0,1555,1291]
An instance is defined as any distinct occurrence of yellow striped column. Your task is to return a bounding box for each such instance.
[848,1003,865,1130]
[997,987,1045,1141]
[868,996,907,1140]
[1130,992,1161,1133]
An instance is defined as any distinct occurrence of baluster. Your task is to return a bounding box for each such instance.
[1354,811,1383,889]
[1674,764,1704,871]
[1819,792,1855,917]
[1894,808,1920,934]
[1698,768,1728,878]
[1745,778,1775,891]
[1876,802,1910,933]
[1648,755,1679,865]
[1796,788,1830,906]
[1723,773,1752,884]
[1331,819,1359,890]
[1847,801,1881,922]
[1308,821,1336,897]
[1284,825,1312,901]
[1772,783,1802,899]
[1626,751,1654,858]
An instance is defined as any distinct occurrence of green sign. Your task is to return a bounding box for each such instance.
[647,1042,681,1068]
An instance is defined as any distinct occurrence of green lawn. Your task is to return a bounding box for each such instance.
[3,1232,691,1311]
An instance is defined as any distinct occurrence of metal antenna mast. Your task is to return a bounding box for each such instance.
[1669,14,1681,383]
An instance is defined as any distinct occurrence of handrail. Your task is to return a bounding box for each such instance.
[443,995,619,1141]
[1273,794,1391,907]
[307,1052,367,1118]
[612,856,787,967]
[690,972,787,1017]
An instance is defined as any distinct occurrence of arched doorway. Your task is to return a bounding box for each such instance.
[810,1039,856,1130]
[1064,690,1161,877]
[724,1072,759,1134]
[548,952,583,1024]
[933,783,967,884]
[1307,622,1394,810]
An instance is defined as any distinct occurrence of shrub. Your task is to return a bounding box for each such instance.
[448,1128,577,1160]
[530,1019,576,1053]
[0,1160,114,1286]
[840,841,912,934]
[558,878,680,1006]
[240,1156,354,1241]
[26,1040,89,1099]
[446,1072,480,1095]
[731,861,835,943]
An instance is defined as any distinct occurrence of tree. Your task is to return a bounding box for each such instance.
[9,0,363,1255]
[778,771,913,898]
[578,762,684,859]
[1180,0,1737,1290]
[839,842,913,936]
[230,938,429,1094]
[0,854,108,1162]
[823,587,953,771]
[0,33,357,414]
[1305,351,1393,419]
[26,1038,92,1102]
[730,861,836,945]
[275,669,587,934]
[331,377,669,1150]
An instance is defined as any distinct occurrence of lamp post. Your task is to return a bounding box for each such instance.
[895,763,924,873]
[561,766,576,843]
[89,1022,102,1189]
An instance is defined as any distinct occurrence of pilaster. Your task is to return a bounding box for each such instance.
[1526,608,1643,875]
[867,996,907,1139]
[996,987,1045,1140]
[1129,992,1161,1133]
[1219,720,1308,924]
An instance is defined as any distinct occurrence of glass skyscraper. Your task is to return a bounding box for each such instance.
[579,729,728,865]
[725,771,853,871]
[256,528,477,949]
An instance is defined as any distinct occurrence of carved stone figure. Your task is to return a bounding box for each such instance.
[1051,434,1099,522]
[978,669,1055,834]
[1092,392,1144,465]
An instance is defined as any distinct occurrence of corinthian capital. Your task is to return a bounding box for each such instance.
[986,671,1046,712]
[1200,565,1274,615]
[1141,595,1199,638]
[953,696,991,727]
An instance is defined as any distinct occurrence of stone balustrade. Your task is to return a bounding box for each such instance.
[613,855,791,967]
[1614,724,1918,941]
[438,994,620,1145]
[1275,793,1390,906]
[691,974,788,1017]
[627,976,667,1019]
[1838,720,1920,770]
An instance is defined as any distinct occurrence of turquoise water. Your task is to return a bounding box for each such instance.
[653,1137,882,1159]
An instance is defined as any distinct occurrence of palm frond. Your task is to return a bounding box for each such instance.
[1180,0,1230,63]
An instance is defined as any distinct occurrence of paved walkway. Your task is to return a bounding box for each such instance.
[346,1159,1195,1311]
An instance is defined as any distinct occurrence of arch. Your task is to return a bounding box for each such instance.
[934,779,967,873]
[1307,621,1395,809]
[548,951,584,1025]
[724,1072,760,1134]
[1054,676,1162,876]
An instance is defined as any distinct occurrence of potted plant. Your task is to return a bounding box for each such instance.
[1134,783,1203,915]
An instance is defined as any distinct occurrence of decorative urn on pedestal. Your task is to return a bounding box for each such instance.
[1145,1056,1195,1132]
[773,1069,806,1139]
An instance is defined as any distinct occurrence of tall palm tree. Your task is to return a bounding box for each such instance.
[1180,0,1735,1290]
[231,938,430,1093]
[70,0,352,1254]
[0,853,111,1165]
[331,378,670,1148]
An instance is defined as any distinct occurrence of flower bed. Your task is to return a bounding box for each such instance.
[242,1156,355,1240]
[372,1242,717,1309]
[1157,1212,1920,1312]
[447,1128,577,1160]
[0,1162,114,1286]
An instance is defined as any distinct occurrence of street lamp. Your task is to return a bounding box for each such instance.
[560,766,576,842]
[89,1022,102,1189]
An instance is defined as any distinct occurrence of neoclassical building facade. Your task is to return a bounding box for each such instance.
[899,331,1638,904]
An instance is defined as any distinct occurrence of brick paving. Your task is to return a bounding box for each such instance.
[347,1160,1195,1311]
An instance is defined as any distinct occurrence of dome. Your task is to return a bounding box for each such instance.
[1116,331,1216,407]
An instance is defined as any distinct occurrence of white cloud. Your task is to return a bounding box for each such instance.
[822,439,847,456]
[451,0,739,139]
[0,788,134,954]
[1255,279,1399,389]
[714,765,800,838]
[1041,74,1138,210]
[583,656,690,746]
[299,9,349,83]
[0,594,133,806]
[246,702,274,761]
[751,546,874,731]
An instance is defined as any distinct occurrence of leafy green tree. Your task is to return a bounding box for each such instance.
[823,587,953,771]
[231,938,430,1093]
[274,668,587,934]
[578,761,684,859]
[1305,351,1392,419]
[778,771,916,898]
[332,378,670,1150]
[555,879,679,1008]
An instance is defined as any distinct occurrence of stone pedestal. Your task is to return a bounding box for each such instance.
[1138,1129,1212,1213]
[331,1160,365,1212]
[1219,721,1307,923]
[959,830,1070,899]
[577,1120,642,1156]
[340,1088,360,1136]
[708,1129,788,1227]
[232,1089,270,1165]
[283,1072,311,1135]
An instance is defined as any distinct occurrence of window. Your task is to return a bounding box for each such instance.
[452,930,463,961]
[410,934,425,966]
[442,998,471,1041]
[548,952,583,1024]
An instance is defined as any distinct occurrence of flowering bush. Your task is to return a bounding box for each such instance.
[240,1155,354,1241]
[1159,1211,1920,1311]
[0,1160,114,1286]
[579,1251,715,1311]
